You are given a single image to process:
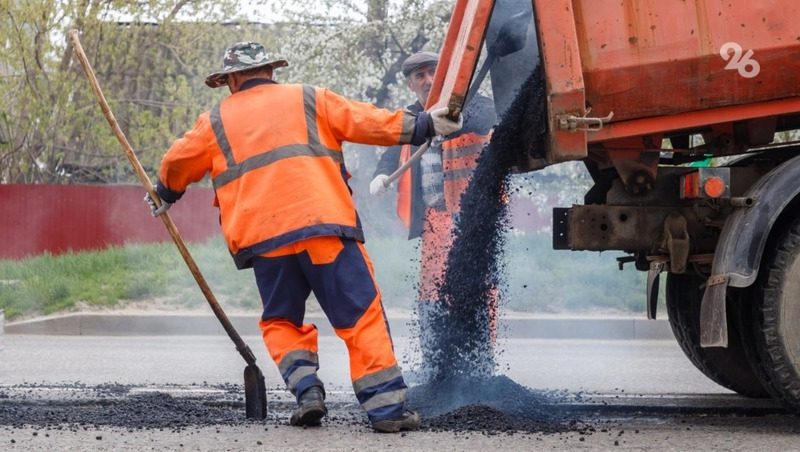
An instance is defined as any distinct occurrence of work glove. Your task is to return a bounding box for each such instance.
[430,107,463,136]
[143,192,172,217]
[370,174,391,196]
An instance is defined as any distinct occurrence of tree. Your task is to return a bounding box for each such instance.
[0,0,252,183]
[274,0,450,106]
[0,0,452,185]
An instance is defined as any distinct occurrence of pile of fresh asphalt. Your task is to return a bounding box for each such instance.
[408,65,580,434]
[0,384,246,430]
[0,382,591,436]
[411,375,582,435]
[0,383,365,431]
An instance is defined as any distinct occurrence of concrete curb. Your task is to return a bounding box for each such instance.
[4,313,676,340]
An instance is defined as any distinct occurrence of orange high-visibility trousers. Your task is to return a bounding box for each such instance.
[255,236,408,422]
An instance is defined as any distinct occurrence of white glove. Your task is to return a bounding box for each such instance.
[430,107,463,136]
[370,174,391,196]
[144,192,172,217]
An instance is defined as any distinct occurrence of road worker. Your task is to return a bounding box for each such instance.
[369,52,498,367]
[145,42,462,432]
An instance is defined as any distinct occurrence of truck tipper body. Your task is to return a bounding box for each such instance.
[433,0,800,410]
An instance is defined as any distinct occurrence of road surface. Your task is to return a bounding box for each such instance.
[1,335,799,450]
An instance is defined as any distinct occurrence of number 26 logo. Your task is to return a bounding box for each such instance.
[720,42,760,79]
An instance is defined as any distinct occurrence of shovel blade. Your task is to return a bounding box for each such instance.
[244,364,268,419]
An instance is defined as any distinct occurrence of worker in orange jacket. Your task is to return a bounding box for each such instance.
[370,52,497,364]
[145,42,462,432]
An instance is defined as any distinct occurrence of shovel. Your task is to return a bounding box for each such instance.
[67,30,267,420]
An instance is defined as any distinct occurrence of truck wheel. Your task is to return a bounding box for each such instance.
[741,213,800,411]
[666,273,768,397]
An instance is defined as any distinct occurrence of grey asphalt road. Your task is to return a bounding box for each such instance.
[2,334,799,451]
[1,334,726,393]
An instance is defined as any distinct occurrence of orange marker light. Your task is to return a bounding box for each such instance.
[703,176,726,198]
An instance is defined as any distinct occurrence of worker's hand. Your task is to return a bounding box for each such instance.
[143,192,172,217]
[370,174,391,196]
[430,107,463,136]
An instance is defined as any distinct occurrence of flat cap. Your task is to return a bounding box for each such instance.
[401,51,439,77]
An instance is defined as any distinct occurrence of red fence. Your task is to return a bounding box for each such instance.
[0,184,219,260]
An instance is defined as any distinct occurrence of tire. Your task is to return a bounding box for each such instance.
[740,213,800,411]
[666,273,769,397]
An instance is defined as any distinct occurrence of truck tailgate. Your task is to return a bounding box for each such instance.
[536,0,800,159]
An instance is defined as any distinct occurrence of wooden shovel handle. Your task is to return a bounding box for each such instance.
[384,141,431,187]
[383,92,460,187]
[67,30,256,365]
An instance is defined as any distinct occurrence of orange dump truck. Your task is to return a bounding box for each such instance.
[433,0,800,410]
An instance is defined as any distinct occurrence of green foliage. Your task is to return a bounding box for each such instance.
[0,0,450,184]
[276,0,451,106]
[504,233,646,314]
[0,237,259,319]
[0,231,650,320]
[0,0,230,182]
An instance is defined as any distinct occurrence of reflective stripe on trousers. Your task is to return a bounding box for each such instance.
[353,364,407,422]
[277,349,323,398]
[255,237,409,420]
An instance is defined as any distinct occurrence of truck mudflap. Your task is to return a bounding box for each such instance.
[700,153,800,348]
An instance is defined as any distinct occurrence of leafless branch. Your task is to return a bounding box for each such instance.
[165,0,191,23]
[157,41,195,78]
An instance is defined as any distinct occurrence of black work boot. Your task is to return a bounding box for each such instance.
[371,410,421,433]
[290,386,327,427]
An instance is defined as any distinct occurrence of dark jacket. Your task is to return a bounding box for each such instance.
[374,95,497,239]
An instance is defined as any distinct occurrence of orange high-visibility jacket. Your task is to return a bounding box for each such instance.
[158,82,420,268]
[395,130,491,223]
[386,96,495,235]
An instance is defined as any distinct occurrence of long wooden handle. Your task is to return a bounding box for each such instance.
[384,141,431,186]
[383,95,458,187]
[384,132,449,186]
[68,30,256,365]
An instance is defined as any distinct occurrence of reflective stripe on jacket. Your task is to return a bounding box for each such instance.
[441,131,491,213]
[158,83,418,268]
[395,131,491,218]
[384,95,496,236]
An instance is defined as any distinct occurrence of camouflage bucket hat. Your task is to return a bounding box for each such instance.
[205,41,288,88]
